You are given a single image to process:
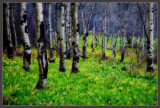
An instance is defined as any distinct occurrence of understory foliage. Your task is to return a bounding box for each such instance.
[3,35,157,105]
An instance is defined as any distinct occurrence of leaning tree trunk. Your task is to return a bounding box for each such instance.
[65,3,72,59]
[57,3,66,72]
[34,3,48,89]
[71,3,80,73]
[4,3,13,59]
[102,10,106,59]
[82,3,94,59]
[20,3,31,71]
[146,3,154,72]
[48,3,53,59]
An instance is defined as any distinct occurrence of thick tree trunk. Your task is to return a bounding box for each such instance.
[146,3,154,72]
[4,3,13,59]
[65,3,72,59]
[71,3,80,73]
[57,3,66,72]
[34,3,48,89]
[48,4,53,59]
[20,3,31,71]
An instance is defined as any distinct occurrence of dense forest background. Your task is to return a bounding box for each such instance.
[3,2,157,105]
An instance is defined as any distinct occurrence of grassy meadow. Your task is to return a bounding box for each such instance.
[3,34,157,105]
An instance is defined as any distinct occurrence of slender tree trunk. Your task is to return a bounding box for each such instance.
[146,3,154,72]
[20,3,31,71]
[136,36,139,63]
[102,9,106,59]
[57,3,66,72]
[98,32,100,42]
[141,24,145,62]
[132,32,135,52]
[56,32,59,57]
[65,3,71,59]
[113,30,120,58]
[92,25,95,52]
[112,34,115,59]
[82,3,94,59]
[4,3,13,59]
[71,3,80,73]
[34,3,48,89]
[82,10,87,59]
[48,3,53,59]
[120,10,127,62]
[120,25,126,62]
[11,4,17,52]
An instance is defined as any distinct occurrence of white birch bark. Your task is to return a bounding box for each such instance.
[20,3,31,71]
[146,3,154,72]
[34,3,48,89]
[48,3,53,58]
[57,3,66,72]
[4,3,13,59]
[113,30,120,58]
[92,22,95,52]
[71,3,80,73]
[65,3,72,59]
[102,7,106,59]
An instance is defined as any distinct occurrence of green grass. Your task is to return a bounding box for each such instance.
[3,35,157,105]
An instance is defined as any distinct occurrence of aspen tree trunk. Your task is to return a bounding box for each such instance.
[48,3,53,59]
[120,25,126,62]
[65,3,71,59]
[141,22,145,62]
[92,24,95,52]
[34,3,48,89]
[113,30,120,57]
[95,32,98,47]
[11,4,17,52]
[102,9,106,59]
[56,31,59,57]
[57,3,66,72]
[120,10,127,62]
[82,3,94,59]
[146,3,154,72]
[111,34,115,60]
[4,3,13,59]
[20,3,31,71]
[71,3,80,73]
[136,36,139,63]
[98,32,100,42]
[132,32,135,52]
[82,10,87,59]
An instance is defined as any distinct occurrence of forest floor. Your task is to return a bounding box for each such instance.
[3,35,157,105]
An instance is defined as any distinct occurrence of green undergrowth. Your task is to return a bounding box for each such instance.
[3,35,157,105]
